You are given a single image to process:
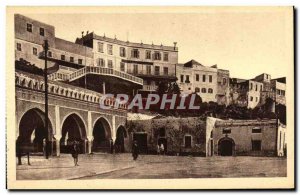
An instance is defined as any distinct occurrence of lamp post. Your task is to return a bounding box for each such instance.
[43,40,49,159]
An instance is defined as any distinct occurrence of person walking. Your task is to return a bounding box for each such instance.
[157,144,160,155]
[71,141,79,166]
[132,140,139,160]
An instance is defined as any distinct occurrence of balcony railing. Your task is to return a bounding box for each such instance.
[142,85,158,91]
[48,66,144,86]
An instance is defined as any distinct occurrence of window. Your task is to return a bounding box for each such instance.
[78,59,83,65]
[184,135,192,148]
[201,88,206,93]
[98,42,104,53]
[223,128,231,134]
[252,140,261,151]
[260,85,263,91]
[223,78,227,85]
[159,128,166,137]
[120,47,126,57]
[202,75,206,82]
[27,23,32,32]
[252,128,262,133]
[131,49,139,58]
[61,55,65,61]
[154,52,161,60]
[155,66,160,75]
[120,62,125,72]
[277,89,280,95]
[163,52,169,61]
[250,83,253,90]
[146,50,151,59]
[48,51,52,57]
[282,90,285,96]
[97,58,105,67]
[180,75,184,83]
[146,65,151,75]
[195,87,200,93]
[163,67,168,75]
[250,96,253,101]
[255,84,258,91]
[108,60,113,68]
[40,28,44,36]
[256,97,258,102]
[208,88,213,93]
[32,47,37,56]
[17,43,21,51]
[209,75,212,83]
[70,57,74,63]
[133,64,138,74]
[196,74,199,81]
[185,75,190,83]
[107,44,113,55]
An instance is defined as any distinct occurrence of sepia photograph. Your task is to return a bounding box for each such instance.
[6,6,294,189]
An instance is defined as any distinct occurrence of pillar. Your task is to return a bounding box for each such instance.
[103,82,106,94]
[87,136,93,154]
[54,105,61,156]
[112,116,116,142]
[87,111,93,154]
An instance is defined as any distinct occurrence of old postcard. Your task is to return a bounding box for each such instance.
[6,6,294,189]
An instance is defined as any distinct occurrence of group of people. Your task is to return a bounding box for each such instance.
[70,140,164,166]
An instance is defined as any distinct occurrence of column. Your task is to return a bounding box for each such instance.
[87,111,93,154]
[112,116,116,142]
[54,105,61,156]
[102,82,106,94]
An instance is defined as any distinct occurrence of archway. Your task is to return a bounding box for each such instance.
[92,118,111,153]
[61,113,87,153]
[18,108,53,153]
[115,126,127,153]
[218,137,235,156]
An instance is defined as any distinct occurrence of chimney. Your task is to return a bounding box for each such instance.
[173,42,177,50]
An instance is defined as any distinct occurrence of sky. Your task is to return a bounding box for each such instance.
[26,7,293,79]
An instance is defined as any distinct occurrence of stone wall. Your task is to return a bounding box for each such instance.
[127,117,206,156]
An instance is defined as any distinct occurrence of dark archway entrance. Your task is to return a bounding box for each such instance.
[92,118,111,153]
[115,126,127,153]
[18,108,53,153]
[218,137,235,156]
[60,114,87,153]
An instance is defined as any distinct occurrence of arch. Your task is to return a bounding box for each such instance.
[218,137,235,156]
[60,113,87,153]
[27,80,33,89]
[21,78,26,87]
[92,117,112,152]
[115,125,127,153]
[18,108,53,152]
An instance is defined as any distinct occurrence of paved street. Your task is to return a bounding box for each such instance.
[17,153,287,180]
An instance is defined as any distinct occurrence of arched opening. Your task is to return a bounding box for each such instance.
[92,118,111,153]
[18,108,53,153]
[218,137,235,156]
[60,113,87,153]
[115,126,127,153]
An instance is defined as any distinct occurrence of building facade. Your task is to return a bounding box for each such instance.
[206,117,278,156]
[176,60,228,103]
[76,32,178,94]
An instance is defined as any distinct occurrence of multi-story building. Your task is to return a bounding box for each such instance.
[229,78,263,109]
[216,69,230,105]
[75,32,178,95]
[177,60,221,103]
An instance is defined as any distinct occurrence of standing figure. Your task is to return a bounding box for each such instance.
[71,141,79,166]
[157,144,160,155]
[132,140,139,160]
[160,143,165,155]
[42,138,47,157]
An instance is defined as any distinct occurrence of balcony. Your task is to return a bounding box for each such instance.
[142,85,158,91]
[48,66,144,86]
